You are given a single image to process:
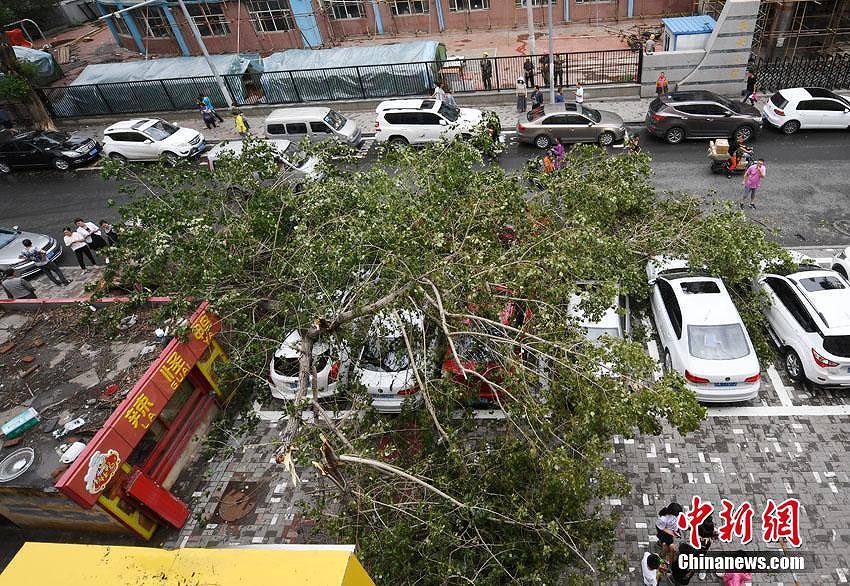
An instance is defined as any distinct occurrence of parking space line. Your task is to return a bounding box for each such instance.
[706,404,850,417]
[766,365,794,407]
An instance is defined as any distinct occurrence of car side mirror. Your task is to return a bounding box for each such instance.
[439,119,448,126]
[144,139,153,144]
[12,225,19,231]
[724,111,733,117]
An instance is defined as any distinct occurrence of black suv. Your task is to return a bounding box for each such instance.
[0,131,101,174]
[645,91,763,144]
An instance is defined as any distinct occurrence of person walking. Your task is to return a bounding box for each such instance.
[201,108,217,130]
[63,227,97,270]
[234,111,250,137]
[99,220,119,246]
[552,140,565,168]
[745,70,757,100]
[655,502,683,563]
[741,158,766,209]
[573,81,584,113]
[19,239,70,286]
[199,94,224,123]
[444,88,457,108]
[1,267,36,299]
[523,57,535,89]
[480,53,493,91]
[553,54,564,87]
[516,78,527,112]
[539,54,550,87]
[656,72,669,97]
[433,80,446,100]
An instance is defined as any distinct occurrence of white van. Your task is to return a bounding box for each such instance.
[264,107,363,146]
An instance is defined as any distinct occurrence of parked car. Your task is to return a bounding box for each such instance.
[0,131,100,174]
[831,246,850,280]
[102,118,205,164]
[756,266,850,387]
[647,258,761,402]
[570,288,631,342]
[264,107,363,147]
[0,225,62,277]
[268,330,345,400]
[205,139,322,184]
[517,105,627,148]
[761,87,850,134]
[353,310,441,413]
[373,98,483,146]
[645,90,762,144]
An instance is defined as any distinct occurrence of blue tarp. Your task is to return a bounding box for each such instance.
[13,46,62,85]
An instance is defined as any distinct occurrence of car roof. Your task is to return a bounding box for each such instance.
[104,118,157,132]
[776,88,811,101]
[274,330,329,358]
[376,99,438,112]
[662,275,740,325]
[267,106,331,120]
[663,90,723,103]
[785,269,850,330]
[568,293,621,329]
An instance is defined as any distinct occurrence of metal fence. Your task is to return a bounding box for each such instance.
[750,54,850,92]
[37,49,640,119]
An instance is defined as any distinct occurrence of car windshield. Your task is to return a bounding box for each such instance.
[583,326,621,341]
[581,106,601,123]
[716,96,741,113]
[144,121,179,141]
[438,103,460,122]
[274,349,329,377]
[361,335,412,372]
[0,228,17,248]
[770,92,789,109]
[687,324,750,360]
[282,142,310,168]
[798,275,846,292]
[30,132,67,148]
[453,334,494,362]
[323,110,346,130]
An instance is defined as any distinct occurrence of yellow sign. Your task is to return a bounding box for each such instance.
[192,313,215,344]
[159,350,190,390]
[123,393,156,430]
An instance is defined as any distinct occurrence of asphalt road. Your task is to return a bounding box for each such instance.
[1,125,849,262]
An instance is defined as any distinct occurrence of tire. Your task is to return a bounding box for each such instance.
[665,127,685,144]
[784,349,805,382]
[52,157,71,171]
[663,350,673,373]
[0,161,10,175]
[734,125,754,142]
[388,136,408,147]
[109,152,128,164]
[161,151,180,166]
[833,264,848,280]
[598,131,615,147]
[710,160,725,173]
[781,120,800,135]
[534,134,552,149]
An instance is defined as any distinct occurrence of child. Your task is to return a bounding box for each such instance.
[655,502,683,562]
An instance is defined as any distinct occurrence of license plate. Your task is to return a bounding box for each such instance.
[89,148,98,155]
[288,382,298,390]
[47,251,55,260]
[714,382,738,387]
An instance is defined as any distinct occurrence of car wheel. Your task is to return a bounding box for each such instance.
[388,136,408,147]
[833,264,848,280]
[161,151,180,166]
[534,134,552,149]
[734,125,754,142]
[664,127,685,144]
[0,161,11,175]
[598,131,615,147]
[52,157,71,171]
[781,120,800,135]
[663,349,673,373]
[108,152,128,164]
[784,349,805,382]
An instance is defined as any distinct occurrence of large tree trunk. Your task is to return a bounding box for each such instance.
[0,40,56,131]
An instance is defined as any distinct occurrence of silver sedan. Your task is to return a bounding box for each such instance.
[0,226,62,277]
[517,105,627,149]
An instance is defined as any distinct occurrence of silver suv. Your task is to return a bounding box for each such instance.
[645,90,762,144]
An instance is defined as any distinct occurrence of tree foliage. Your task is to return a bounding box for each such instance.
[100,134,783,583]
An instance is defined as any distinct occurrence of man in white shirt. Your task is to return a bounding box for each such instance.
[641,551,662,585]
[433,81,446,100]
[574,81,584,113]
[74,218,107,250]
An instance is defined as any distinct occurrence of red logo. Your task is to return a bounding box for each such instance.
[83,449,121,494]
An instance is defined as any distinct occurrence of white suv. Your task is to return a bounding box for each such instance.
[374,98,484,146]
[756,266,850,387]
[103,118,206,164]
[762,87,850,135]
[648,258,761,403]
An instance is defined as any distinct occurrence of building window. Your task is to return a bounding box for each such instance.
[137,6,171,38]
[326,0,365,19]
[515,0,556,5]
[575,0,610,3]
[186,2,231,36]
[247,0,296,32]
[448,0,488,11]
[391,0,429,15]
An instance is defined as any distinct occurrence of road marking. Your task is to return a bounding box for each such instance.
[766,365,794,407]
[706,404,850,417]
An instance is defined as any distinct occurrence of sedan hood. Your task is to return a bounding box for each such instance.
[458,108,484,127]
[598,111,625,128]
[356,365,413,393]
[164,127,202,145]
[0,228,52,267]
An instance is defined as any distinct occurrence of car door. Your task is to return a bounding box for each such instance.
[13,139,44,167]
[309,120,333,143]
[0,141,30,168]
[700,103,733,137]
[285,122,309,145]
[421,112,445,142]
[813,99,850,128]
[671,104,705,135]
[652,279,684,370]
[759,277,799,345]
[794,99,820,129]
[111,132,148,160]
[540,114,570,142]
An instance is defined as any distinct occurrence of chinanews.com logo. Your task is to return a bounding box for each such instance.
[675,495,808,573]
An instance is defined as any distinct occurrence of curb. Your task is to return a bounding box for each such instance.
[0,295,172,310]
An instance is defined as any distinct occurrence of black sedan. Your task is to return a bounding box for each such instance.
[0,131,101,174]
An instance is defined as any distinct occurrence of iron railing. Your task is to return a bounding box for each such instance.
[750,54,850,92]
[37,49,640,119]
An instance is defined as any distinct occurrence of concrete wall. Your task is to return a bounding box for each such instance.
[640,0,758,97]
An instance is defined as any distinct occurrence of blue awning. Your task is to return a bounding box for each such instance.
[662,15,715,36]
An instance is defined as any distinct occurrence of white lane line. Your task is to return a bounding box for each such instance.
[706,404,850,417]
[766,365,794,407]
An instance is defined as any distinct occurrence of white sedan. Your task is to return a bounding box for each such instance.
[647,258,761,403]
[268,331,344,401]
[762,87,850,134]
[103,118,206,164]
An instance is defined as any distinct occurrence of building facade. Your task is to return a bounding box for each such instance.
[98,0,691,57]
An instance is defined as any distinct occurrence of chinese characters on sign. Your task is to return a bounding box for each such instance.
[191,313,215,344]
[677,495,801,548]
[159,350,191,390]
[123,393,157,430]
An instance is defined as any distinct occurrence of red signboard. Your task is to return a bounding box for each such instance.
[56,302,219,509]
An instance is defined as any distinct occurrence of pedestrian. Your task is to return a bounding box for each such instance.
[721,552,752,586]
[444,88,457,108]
[553,53,564,87]
[552,140,565,168]
[480,52,493,91]
[523,57,535,88]
[531,85,544,109]
[63,226,97,270]
[627,134,641,155]
[433,80,446,100]
[199,94,224,123]
[744,87,759,106]
[542,154,555,174]
[741,158,766,209]
[539,54,550,87]
[554,86,565,105]
[1,267,36,299]
[744,70,757,100]
[669,542,697,585]
[74,218,108,251]
[18,239,70,286]
[655,502,683,563]
[645,34,656,55]
[656,72,669,97]
[234,111,250,137]
[202,108,217,130]
[516,78,527,112]
[99,220,119,246]
[573,80,584,113]
[641,551,663,586]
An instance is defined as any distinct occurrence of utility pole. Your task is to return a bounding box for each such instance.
[525,0,536,60]
[175,0,234,108]
[547,0,554,104]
